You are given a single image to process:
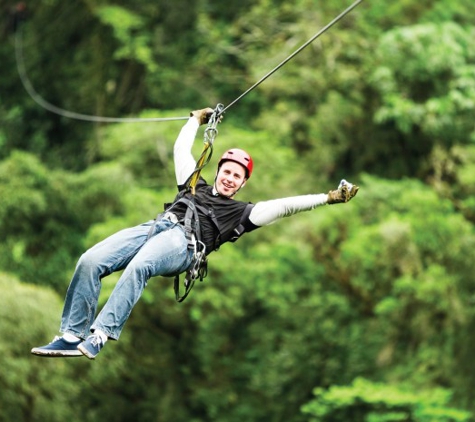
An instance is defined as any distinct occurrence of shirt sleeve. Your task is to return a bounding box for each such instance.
[248,194,329,227]
[174,117,200,186]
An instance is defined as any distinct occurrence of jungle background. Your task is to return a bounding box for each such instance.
[1,0,475,421]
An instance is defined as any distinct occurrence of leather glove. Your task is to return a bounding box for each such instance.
[327,179,359,204]
[190,108,214,125]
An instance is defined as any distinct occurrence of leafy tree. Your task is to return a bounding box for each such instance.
[0,273,82,422]
[366,22,475,178]
[301,377,472,422]
[1,0,475,421]
[309,176,475,409]
[425,144,475,224]
[0,151,133,289]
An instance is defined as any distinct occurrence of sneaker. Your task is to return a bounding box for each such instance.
[78,334,104,360]
[31,336,82,357]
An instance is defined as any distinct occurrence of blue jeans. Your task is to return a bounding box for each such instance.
[60,218,193,340]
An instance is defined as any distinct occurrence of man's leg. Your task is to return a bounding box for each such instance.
[60,221,156,338]
[90,222,193,341]
[31,220,155,357]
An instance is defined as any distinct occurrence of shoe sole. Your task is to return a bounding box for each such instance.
[31,348,83,357]
[77,344,96,360]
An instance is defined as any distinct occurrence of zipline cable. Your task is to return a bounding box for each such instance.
[220,0,363,116]
[14,28,188,123]
[15,0,362,123]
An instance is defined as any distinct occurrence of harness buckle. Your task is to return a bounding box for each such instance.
[162,212,178,224]
[185,240,207,286]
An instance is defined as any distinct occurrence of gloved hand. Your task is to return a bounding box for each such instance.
[190,108,214,125]
[327,179,359,204]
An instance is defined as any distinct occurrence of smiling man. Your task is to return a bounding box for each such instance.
[31,107,359,360]
[215,150,250,197]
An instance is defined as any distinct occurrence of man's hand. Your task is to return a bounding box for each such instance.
[190,108,214,125]
[327,179,359,204]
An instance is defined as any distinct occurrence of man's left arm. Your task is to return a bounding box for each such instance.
[248,180,359,227]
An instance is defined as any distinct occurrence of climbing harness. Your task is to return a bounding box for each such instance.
[163,189,220,303]
[173,104,228,300]
[169,195,209,303]
[169,198,255,302]
[147,193,210,302]
[168,193,255,302]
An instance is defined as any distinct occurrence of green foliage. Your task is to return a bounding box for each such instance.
[94,5,157,73]
[372,22,475,136]
[421,0,475,25]
[94,109,186,188]
[367,22,475,178]
[0,273,81,422]
[426,144,475,223]
[301,377,473,422]
[0,151,134,289]
[1,0,475,421]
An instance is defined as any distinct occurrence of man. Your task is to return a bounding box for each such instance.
[31,107,359,360]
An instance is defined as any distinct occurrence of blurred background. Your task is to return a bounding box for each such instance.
[1,0,475,421]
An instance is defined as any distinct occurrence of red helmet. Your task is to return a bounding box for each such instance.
[218,148,254,179]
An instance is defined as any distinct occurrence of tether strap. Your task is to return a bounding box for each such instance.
[167,194,211,302]
[229,203,254,243]
[173,243,207,302]
[187,104,223,194]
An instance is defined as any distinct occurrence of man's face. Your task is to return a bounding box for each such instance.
[215,161,247,197]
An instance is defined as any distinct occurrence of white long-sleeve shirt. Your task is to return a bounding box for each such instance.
[174,117,329,228]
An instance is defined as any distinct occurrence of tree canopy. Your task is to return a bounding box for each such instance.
[1,0,475,421]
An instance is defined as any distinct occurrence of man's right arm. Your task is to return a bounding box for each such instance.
[174,108,214,186]
[174,117,200,186]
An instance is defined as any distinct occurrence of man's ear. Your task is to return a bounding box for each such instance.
[241,180,247,189]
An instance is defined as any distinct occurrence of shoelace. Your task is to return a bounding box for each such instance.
[49,336,61,344]
[89,335,103,347]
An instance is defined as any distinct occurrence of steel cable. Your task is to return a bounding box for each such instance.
[220,0,363,116]
[15,28,188,123]
[15,0,363,123]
